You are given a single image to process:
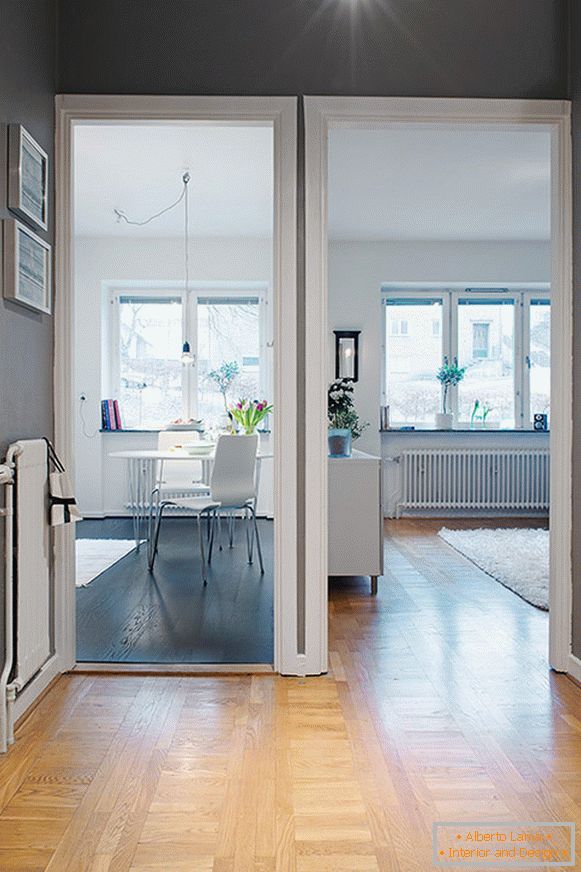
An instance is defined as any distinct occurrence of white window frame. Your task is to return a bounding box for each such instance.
[524,293,551,428]
[381,287,550,430]
[106,283,268,428]
[380,289,450,424]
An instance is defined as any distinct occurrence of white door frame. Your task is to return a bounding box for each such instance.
[55,95,309,675]
[305,96,572,674]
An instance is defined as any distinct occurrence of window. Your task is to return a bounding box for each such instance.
[382,289,550,430]
[118,295,183,429]
[458,301,515,428]
[384,299,443,425]
[390,318,409,336]
[111,289,264,430]
[197,297,261,425]
[529,299,550,423]
[471,322,490,359]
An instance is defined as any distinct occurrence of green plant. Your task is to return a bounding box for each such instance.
[471,398,493,427]
[328,378,368,440]
[206,361,239,414]
[229,399,273,435]
[470,399,480,427]
[436,357,466,414]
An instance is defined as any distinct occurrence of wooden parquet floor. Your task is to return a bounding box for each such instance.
[1,518,580,871]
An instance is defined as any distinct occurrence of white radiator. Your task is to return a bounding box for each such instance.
[397,448,550,515]
[11,440,51,689]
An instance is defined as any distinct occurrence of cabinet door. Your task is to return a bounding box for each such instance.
[328,459,383,576]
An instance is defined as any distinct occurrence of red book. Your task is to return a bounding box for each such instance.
[113,399,123,430]
[107,399,117,430]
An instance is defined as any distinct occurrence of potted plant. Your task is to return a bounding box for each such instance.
[436,358,465,429]
[229,398,273,435]
[328,378,368,457]
[471,399,495,429]
[207,361,240,430]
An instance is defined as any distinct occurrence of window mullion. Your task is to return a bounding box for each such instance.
[521,293,532,429]
[448,291,459,420]
[515,293,525,430]
[187,291,198,419]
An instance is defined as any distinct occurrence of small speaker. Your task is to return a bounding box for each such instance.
[533,413,548,431]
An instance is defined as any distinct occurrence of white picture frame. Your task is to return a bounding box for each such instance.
[3,220,52,315]
[8,124,49,231]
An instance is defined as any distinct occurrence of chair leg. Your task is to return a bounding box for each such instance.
[197,512,208,586]
[248,505,264,575]
[245,506,254,564]
[148,501,169,570]
[208,509,217,564]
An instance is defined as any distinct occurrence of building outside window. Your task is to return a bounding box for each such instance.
[383,289,549,430]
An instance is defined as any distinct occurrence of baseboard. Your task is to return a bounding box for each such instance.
[568,654,581,684]
[13,654,63,722]
[72,662,274,675]
[385,510,550,520]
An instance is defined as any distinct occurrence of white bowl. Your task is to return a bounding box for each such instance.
[165,421,204,432]
[182,442,215,456]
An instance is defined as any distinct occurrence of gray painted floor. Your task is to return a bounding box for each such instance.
[76,517,274,663]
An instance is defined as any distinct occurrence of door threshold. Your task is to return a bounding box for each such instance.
[72,662,274,675]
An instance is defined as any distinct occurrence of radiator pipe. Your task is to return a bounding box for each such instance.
[0,451,17,754]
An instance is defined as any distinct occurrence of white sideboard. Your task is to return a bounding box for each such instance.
[328,450,384,594]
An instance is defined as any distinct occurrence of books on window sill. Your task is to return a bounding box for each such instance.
[101,399,123,431]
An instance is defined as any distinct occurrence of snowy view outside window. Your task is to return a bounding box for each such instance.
[384,293,550,429]
[385,300,443,424]
[197,297,260,426]
[119,296,183,429]
[457,300,515,427]
[529,301,550,421]
[117,294,261,430]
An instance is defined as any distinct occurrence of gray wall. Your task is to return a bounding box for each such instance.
[56,0,568,98]
[571,3,581,659]
[1,0,55,450]
[0,0,56,671]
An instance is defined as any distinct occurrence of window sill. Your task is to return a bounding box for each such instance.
[100,428,273,434]
[381,427,549,434]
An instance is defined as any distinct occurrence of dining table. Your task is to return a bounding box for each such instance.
[109,447,273,548]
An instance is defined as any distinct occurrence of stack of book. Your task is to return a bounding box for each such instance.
[101,399,123,431]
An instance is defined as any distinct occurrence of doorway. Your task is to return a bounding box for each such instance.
[55,96,303,674]
[305,97,572,674]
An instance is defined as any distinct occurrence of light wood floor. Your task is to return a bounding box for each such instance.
[2,517,580,871]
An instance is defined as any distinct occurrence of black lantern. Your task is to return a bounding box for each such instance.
[334,330,360,382]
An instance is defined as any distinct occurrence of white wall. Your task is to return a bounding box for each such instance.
[327,239,551,454]
[74,235,272,515]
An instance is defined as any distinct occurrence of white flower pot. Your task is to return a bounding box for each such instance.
[435,412,454,430]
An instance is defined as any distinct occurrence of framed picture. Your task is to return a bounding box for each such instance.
[8,124,49,231]
[3,220,52,315]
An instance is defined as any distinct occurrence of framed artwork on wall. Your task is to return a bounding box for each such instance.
[3,220,52,315]
[8,124,49,231]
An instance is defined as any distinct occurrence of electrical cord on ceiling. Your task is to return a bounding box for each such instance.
[114,172,191,226]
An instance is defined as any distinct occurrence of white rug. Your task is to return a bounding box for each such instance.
[75,539,138,587]
[438,527,549,610]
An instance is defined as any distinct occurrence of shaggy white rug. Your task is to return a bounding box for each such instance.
[438,527,549,610]
[75,539,138,587]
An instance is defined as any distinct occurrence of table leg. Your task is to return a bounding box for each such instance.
[128,458,140,549]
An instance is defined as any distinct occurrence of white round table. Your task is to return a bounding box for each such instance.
[109,448,273,547]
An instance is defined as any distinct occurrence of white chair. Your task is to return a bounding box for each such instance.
[148,434,264,584]
[155,430,209,497]
[147,430,211,547]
